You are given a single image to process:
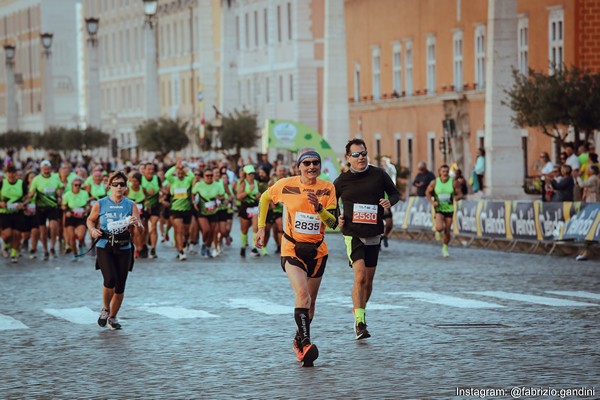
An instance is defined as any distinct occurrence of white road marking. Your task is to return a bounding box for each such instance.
[386,291,504,308]
[546,291,600,301]
[140,306,218,319]
[226,298,290,315]
[319,295,406,309]
[469,291,598,307]
[44,307,98,324]
[0,314,29,330]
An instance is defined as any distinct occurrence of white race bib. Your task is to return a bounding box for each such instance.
[7,203,18,211]
[246,206,259,217]
[72,207,84,218]
[352,203,378,225]
[205,200,216,212]
[437,193,451,202]
[43,187,56,195]
[173,187,187,199]
[136,203,144,212]
[26,204,36,213]
[293,212,321,234]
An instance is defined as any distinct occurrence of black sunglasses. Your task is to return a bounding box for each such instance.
[350,150,368,158]
[111,182,127,187]
[205,174,214,177]
[302,160,321,167]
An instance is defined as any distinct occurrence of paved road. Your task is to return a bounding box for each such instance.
[0,228,598,399]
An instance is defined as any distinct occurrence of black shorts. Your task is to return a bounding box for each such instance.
[37,207,60,226]
[436,211,454,219]
[217,209,229,222]
[343,235,381,268]
[238,203,259,220]
[265,209,275,225]
[281,255,328,279]
[272,211,283,221]
[0,213,23,231]
[198,213,218,223]
[65,216,86,228]
[171,210,192,224]
[149,203,161,217]
[22,214,38,232]
[160,206,170,219]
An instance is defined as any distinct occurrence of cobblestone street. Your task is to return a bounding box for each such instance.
[1,231,598,399]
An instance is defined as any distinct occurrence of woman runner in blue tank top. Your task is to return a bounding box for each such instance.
[87,171,144,330]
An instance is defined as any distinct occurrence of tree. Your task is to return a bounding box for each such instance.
[0,130,33,150]
[218,109,260,163]
[504,65,600,149]
[82,126,110,150]
[136,117,190,160]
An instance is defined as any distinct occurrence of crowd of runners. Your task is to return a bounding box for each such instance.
[2,139,470,367]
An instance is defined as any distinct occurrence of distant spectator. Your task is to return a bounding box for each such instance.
[412,161,435,197]
[581,165,600,203]
[550,165,574,202]
[564,143,580,172]
[473,148,485,192]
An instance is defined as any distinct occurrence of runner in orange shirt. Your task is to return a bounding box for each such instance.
[254,150,338,367]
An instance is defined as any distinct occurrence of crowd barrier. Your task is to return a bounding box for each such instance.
[390,197,600,255]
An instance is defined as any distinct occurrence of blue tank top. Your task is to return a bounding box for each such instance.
[96,196,134,249]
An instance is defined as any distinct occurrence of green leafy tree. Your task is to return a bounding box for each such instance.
[82,126,110,150]
[0,130,33,150]
[218,109,260,163]
[504,65,600,148]
[136,117,190,160]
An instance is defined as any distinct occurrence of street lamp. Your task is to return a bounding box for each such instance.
[143,0,158,26]
[4,44,17,131]
[85,17,101,128]
[40,32,55,129]
[143,0,160,119]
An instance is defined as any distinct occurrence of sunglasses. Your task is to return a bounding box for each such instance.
[205,174,214,177]
[350,150,368,158]
[301,160,321,167]
[72,184,81,187]
[111,182,127,187]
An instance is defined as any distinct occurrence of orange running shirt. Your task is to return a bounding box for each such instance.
[267,176,337,258]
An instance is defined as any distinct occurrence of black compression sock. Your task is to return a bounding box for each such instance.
[294,308,311,346]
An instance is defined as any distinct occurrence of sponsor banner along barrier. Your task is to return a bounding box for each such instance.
[392,197,599,243]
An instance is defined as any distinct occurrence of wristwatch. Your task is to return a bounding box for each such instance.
[316,204,323,212]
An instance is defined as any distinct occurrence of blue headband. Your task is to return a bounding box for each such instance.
[297,151,321,167]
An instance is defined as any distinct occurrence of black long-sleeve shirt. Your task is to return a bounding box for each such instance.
[334,165,401,237]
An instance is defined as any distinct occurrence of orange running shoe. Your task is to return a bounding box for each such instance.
[293,336,303,362]
[300,343,319,367]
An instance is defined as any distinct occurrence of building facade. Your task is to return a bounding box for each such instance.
[0,0,83,134]
[344,0,600,192]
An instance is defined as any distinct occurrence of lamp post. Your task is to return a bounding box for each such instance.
[85,17,101,128]
[143,0,160,119]
[40,32,55,129]
[4,44,17,131]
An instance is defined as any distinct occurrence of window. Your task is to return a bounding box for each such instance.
[405,40,413,96]
[549,8,564,74]
[453,30,463,91]
[264,9,268,45]
[235,16,240,50]
[254,10,258,47]
[407,135,414,173]
[372,46,381,100]
[354,63,360,102]
[375,134,382,165]
[289,74,294,101]
[392,42,402,95]
[266,77,270,103]
[428,132,436,172]
[395,134,401,166]
[475,26,486,89]
[245,13,249,48]
[521,133,529,179]
[277,5,282,43]
[426,35,436,94]
[518,16,528,75]
[287,2,292,40]
[279,75,283,101]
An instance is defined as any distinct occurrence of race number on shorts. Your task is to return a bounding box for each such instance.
[294,212,320,234]
[352,203,378,224]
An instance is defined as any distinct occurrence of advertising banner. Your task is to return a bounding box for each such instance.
[453,200,481,236]
[406,196,433,231]
[478,200,510,238]
[263,120,341,181]
[507,201,538,240]
[534,202,568,241]
[560,203,600,241]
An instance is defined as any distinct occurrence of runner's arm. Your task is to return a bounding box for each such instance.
[257,191,272,228]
